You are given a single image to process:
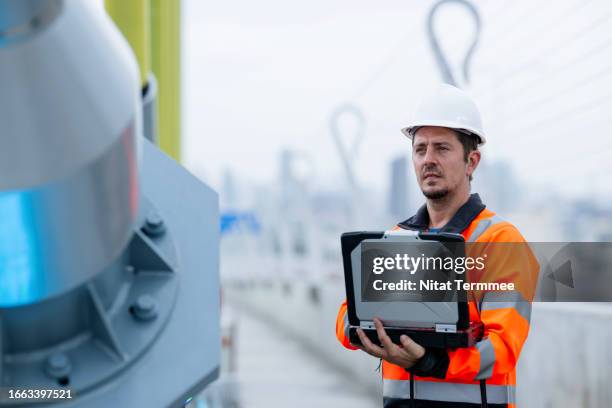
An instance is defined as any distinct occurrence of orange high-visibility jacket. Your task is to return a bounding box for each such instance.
[336,194,539,408]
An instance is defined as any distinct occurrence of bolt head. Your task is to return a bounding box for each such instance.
[136,295,154,312]
[45,353,71,378]
[142,211,166,237]
[132,294,158,321]
[146,212,163,227]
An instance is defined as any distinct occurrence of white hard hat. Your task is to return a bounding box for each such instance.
[401,83,486,145]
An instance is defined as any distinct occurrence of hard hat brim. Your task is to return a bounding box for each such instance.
[401,124,486,146]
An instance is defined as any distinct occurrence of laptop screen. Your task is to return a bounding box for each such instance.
[348,234,463,329]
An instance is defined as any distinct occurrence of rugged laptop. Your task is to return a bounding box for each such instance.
[341,230,483,348]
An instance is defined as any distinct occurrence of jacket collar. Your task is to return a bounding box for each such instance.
[398,193,486,234]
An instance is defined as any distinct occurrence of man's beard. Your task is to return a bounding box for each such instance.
[423,188,449,200]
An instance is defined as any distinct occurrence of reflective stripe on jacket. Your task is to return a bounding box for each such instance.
[335,194,539,408]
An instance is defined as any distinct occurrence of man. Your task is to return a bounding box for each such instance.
[335,84,537,408]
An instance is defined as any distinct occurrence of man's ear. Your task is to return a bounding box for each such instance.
[467,150,481,179]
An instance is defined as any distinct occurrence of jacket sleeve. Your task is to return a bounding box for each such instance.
[336,300,359,350]
[424,225,539,381]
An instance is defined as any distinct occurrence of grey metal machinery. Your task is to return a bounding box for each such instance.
[0,0,220,406]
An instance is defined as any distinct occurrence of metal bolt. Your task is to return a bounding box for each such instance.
[131,294,158,321]
[142,211,166,237]
[45,353,71,379]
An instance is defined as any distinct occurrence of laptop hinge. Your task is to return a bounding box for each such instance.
[435,323,457,333]
[384,229,419,238]
[360,320,375,329]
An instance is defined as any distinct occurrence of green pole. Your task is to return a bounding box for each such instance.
[104,0,150,87]
[150,0,182,161]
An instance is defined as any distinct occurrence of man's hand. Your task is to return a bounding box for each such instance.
[355,317,426,370]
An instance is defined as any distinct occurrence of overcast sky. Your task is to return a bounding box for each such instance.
[182,0,612,203]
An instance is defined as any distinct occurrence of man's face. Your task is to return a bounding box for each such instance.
[412,126,476,200]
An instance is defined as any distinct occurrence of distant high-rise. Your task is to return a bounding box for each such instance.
[472,159,519,215]
[389,156,410,219]
[221,168,238,208]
